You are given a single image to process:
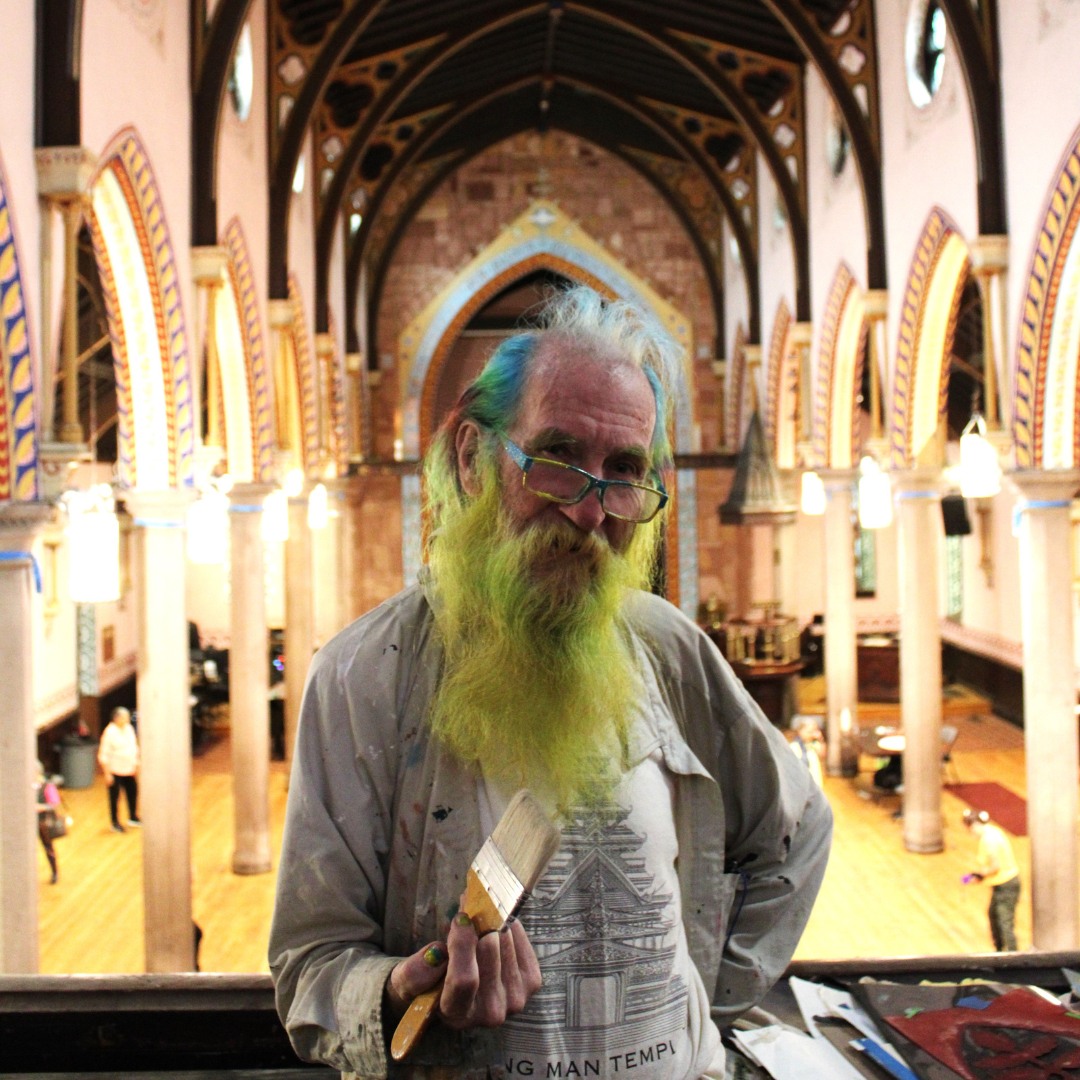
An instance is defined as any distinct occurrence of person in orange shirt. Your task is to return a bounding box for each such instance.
[962,809,1021,951]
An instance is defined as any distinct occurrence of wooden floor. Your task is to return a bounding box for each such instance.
[35,688,1051,974]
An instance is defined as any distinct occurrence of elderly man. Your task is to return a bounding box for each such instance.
[269,286,832,1078]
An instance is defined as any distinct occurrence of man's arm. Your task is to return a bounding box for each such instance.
[268,598,545,1075]
[268,637,405,1075]
[712,739,832,1021]
[676,617,833,1021]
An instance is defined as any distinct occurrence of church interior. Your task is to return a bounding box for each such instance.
[3,0,1080,1072]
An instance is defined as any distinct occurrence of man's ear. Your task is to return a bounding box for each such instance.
[455,421,482,496]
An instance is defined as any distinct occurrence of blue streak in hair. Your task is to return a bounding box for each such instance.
[463,333,536,430]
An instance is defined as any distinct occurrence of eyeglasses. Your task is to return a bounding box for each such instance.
[500,436,668,523]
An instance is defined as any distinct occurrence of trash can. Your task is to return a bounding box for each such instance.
[59,736,98,790]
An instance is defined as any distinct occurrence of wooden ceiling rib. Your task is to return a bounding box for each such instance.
[257,0,871,332]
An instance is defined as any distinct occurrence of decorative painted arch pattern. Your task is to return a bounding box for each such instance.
[416,251,614,454]
[398,201,695,461]
[223,218,275,482]
[889,207,969,468]
[725,324,748,453]
[396,200,699,613]
[287,275,320,474]
[0,157,37,501]
[90,129,194,488]
[813,264,866,470]
[766,300,797,467]
[326,312,349,474]
[1014,130,1080,469]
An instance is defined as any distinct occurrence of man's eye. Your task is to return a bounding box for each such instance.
[611,459,646,480]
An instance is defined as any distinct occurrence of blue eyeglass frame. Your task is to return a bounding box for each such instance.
[499,435,668,522]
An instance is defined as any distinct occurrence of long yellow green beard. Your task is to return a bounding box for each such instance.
[428,479,661,809]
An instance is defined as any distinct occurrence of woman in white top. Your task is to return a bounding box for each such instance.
[97,706,141,833]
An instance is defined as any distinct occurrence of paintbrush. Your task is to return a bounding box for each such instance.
[390,789,561,1062]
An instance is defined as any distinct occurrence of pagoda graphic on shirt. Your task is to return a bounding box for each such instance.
[504,799,688,1056]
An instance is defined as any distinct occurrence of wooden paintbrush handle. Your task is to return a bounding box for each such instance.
[390,867,508,1061]
[390,984,442,1061]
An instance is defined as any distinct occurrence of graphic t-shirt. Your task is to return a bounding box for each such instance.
[483,745,724,1080]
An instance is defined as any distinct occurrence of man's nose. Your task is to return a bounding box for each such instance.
[558,488,608,533]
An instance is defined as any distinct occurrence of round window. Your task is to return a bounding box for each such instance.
[228,23,254,123]
[905,0,947,108]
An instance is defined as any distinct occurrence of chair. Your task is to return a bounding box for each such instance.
[941,724,960,784]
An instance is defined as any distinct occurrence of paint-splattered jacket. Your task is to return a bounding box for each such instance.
[269,578,832,1078]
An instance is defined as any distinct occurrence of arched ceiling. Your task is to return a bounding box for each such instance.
[192,0,887,346]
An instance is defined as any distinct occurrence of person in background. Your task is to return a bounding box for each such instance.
[35,760,62,884]
[962,808,1021,951]
[788,717,825,787]
[98,706,141,833]
[269,285,832,1078]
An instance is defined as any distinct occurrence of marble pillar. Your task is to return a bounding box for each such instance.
[894,471,944,854]
[228,484,273,875]
[0,502,54,972]
[820,471,858,776]
[124,488,196,971]
[284,491,315,765]
[1011,470,1080,950]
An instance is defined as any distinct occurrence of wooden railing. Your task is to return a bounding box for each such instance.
[2,952,1078,1074]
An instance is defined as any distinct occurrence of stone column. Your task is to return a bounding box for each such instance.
[894,470,944,854]
[0,502,54,972]
[819,470,859,776]
[284,488,315,765]
[124,488,196,971]
[228,484,273,875]
[1011,470,1080,949]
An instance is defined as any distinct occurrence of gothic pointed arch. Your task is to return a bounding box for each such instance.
[218,217,275,482]
[286,275,321,475]
[397,202,695,460]
[395,201,698,611]
[88,128,194,490]
[765,300,798,468]
[725,324,750,454]
[814,264,867,470]
[1015,125,1080,469]
[889,208,970,468]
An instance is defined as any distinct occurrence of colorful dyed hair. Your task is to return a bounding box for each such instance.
[424,285,678,521]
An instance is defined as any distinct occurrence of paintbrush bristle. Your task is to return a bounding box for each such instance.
[490,789,561,892]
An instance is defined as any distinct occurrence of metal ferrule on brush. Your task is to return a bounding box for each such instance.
[472,836,527,925]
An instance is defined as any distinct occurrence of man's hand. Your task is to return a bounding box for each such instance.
[384,912,542,1031]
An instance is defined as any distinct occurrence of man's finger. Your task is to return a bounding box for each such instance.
[509,919,542,999]
[385,941,448,1018]
[469,929,506,1025]
[440,911,481,1026]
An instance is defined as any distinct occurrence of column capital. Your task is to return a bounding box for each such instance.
[1008,469,1080,505]
[345,351,363,374]
[121,487,196,526]
[817,467,858,490]
[228,482,276,511]
[191,245,229,286]
[35,146,97,201]
[0,501,57,550]
[315,332,335,360]
[890,467,944,499]
[863,289,889,320]
[788,321,813,349]
[969,234,1009,275]
[267,298,293,330]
